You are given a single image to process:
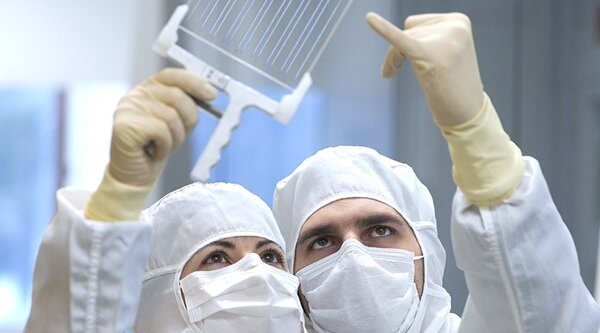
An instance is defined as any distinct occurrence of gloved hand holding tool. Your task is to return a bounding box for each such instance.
[85,68,217,221]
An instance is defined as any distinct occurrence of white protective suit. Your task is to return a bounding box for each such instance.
[272,146,600,333]
[24,187,152,333]
[24,182,305,333]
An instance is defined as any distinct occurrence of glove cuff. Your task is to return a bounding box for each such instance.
[439,93,524,206]
[85,169,155,221]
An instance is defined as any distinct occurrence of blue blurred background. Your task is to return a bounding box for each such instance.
[1,0,599,331]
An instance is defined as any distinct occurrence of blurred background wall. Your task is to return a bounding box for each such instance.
[0,0,598,331]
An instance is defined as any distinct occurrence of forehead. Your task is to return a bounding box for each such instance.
[200,236,278,252]
[301,197,405,232]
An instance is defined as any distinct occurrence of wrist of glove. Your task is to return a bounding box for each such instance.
[440,93,524,206]
[84,169,155,222]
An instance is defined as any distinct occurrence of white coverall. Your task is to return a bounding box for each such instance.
[23,158,600,332]
[454,157,600,332]
[23,188,152,332]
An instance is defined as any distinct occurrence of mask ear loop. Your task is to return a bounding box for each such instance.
[172,237,218,327]
[174,261,194,327]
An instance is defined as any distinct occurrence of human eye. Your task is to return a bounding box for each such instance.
[260,248,285,265]
[203,251,229,265]
[310,236,333,250]
[369,226,392,238]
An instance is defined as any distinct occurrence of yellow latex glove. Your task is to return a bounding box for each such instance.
[366,12,523,206]
[366,12,483,126]
[85,68,217,221]
[440,94,523,206]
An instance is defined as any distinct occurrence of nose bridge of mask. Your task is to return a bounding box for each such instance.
[217,252,263,275]
[182,252,263,285]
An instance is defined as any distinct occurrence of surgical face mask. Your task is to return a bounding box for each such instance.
[179,253,305,333]
[296,239,422,333]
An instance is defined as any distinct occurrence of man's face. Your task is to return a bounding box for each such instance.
[294,197,424,296]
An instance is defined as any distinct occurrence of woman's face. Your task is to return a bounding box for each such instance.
[180,236,287,279]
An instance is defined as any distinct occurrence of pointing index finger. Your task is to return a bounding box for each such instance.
[366,12,419,60]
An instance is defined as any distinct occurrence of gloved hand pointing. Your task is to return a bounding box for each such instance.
[366,12,523,206]
[366,12,483,127]
[85,68,217,221]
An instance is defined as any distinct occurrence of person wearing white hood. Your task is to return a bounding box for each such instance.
[133,181,305,333]
[273,12,600,333]
[24,68,306,333]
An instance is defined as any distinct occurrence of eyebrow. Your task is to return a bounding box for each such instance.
[204,238,282,252]
[255,239,280,251]
[355,212,407,229]
[205,239,235,250]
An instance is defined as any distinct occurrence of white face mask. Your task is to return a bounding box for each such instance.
[296,239,422,333]
[179,253,306,333]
